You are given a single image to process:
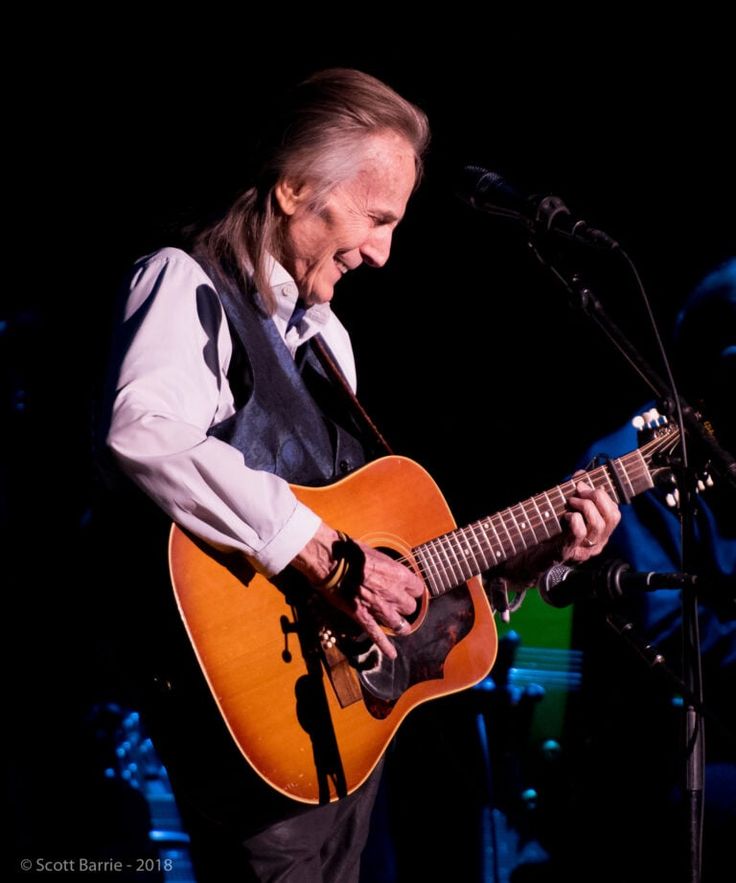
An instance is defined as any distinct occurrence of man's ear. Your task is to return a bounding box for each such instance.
[274,179,309,216]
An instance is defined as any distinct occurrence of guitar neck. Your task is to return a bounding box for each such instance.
[413,446,655,597]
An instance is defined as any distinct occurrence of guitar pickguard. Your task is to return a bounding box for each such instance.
[351,586,475,717]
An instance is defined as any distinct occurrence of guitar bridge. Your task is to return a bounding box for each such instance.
[318,626,363,707]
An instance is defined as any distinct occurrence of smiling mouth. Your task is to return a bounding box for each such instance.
[334,256,350,275]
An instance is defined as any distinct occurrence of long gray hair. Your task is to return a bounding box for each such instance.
[194,68,430,312]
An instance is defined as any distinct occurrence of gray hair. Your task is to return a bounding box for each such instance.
[194,68,430,312]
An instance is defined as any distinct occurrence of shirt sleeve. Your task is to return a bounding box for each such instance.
[106,248,321,576]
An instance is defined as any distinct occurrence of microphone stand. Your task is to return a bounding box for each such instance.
[526,245,732,883]
[543,267,736,494]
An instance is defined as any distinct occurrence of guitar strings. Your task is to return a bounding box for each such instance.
[380,430,679,583]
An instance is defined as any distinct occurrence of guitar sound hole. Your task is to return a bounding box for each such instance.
[376,546,422,624]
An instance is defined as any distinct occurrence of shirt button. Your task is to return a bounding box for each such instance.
[282,284,296,298]
[339,459,351,474]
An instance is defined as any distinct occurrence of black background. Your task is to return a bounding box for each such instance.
[7,20,735,878]
[12,27,734,526]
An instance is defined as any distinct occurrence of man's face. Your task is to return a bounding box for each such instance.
[278,132,417,306]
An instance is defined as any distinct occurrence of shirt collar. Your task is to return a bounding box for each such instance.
[262,254,332,342]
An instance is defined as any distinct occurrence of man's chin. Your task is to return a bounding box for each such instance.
[304,286,335,307]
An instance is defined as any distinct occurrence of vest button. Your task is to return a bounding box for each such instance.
[339,459,351,474]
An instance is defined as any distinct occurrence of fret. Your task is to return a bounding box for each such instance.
[480,516,508,564]
[607,455,636,504]
[433,537,460,591]
[600,465,620,502]
[622,450,654,495]
[529,496,552,542]
[423,547,444,594]
[585,466,604,494]
[510,503,532,550]
[589,465,617,501]
[414,546,442,597]
[446,532,475,582]
[468,521,493,571]
[463,525,484,575]
[578,471,596,491]
[420,539,449,593]
[505,506,527,551]
[522,496,551,542]
[494,511,519,559]
[436,536,466,588]
[552,483,571,515]
[539,492,562,534]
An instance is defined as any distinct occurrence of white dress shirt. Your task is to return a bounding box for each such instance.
[107,247,357,576]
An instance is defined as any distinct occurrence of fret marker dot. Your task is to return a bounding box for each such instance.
[520,522,527,529]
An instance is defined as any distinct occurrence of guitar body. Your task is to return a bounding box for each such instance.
[169,456,497,804]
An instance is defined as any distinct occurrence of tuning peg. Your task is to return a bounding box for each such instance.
[697,479,706,492]
[705,473,714,487]
[632,415,645,430]
[666,491,679,508]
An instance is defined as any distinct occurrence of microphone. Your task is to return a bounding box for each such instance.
[458,165,619,250]
[538,559,699,608]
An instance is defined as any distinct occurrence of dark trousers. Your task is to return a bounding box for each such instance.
[177,766,382,883]
[143,668,383,883]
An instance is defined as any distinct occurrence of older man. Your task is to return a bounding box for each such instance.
[104,68,619,881]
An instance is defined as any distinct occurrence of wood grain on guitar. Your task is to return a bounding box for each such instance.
[168,425,680,804]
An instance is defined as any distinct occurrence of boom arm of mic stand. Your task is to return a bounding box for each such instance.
[541,263,736,494]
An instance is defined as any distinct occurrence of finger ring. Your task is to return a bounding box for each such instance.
[394,618,409,633]
[584,538,596,547]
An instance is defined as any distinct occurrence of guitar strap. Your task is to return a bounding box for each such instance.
[310,334,394,457]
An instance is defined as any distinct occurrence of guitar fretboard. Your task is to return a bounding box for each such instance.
[412,442,662,597]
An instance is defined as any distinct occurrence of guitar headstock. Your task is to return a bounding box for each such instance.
[632,407,670,440]
[633,408,681,482]
[633,409,714,507]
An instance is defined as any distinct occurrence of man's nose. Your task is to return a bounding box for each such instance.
[360,227,393,268]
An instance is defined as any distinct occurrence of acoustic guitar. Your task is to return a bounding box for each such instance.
[168,420,679,804]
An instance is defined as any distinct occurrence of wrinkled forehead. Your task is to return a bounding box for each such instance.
[336,133,417,199]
